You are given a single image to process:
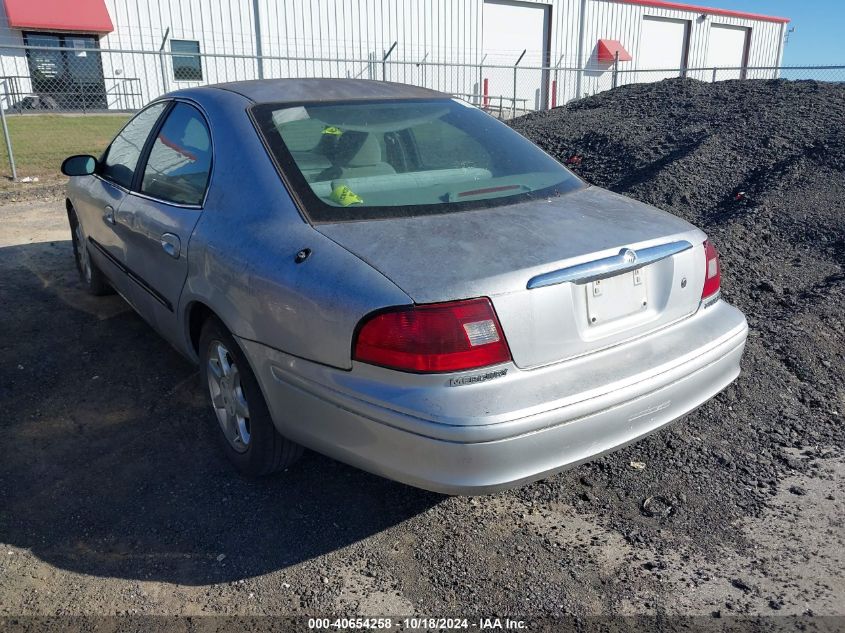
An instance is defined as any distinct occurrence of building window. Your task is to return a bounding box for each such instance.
[171,40,202,81]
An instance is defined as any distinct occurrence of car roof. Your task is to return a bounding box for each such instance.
[210,78,449,104]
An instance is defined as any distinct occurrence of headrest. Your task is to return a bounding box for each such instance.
[347,134,382,166]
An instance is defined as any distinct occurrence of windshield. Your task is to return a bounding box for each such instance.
[252,98,584,222]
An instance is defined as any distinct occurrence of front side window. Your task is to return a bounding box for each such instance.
[100,102,167,189]
[141,102,212,205]
[252,98,583,222]
[171,40,202,81]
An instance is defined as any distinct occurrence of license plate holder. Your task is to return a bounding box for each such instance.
[585,268,648,325]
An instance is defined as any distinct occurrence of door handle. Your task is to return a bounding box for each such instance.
[160,233,181,259]
[103,205,115,225]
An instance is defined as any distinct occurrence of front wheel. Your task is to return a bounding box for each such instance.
[199,317,303,476]
[68,206,112,296]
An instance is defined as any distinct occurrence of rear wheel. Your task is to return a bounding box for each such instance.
[199,317,303,476]
[68,206,112,296]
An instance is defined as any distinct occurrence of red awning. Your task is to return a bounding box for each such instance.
[4,0,113,33]
[597,39,632,63]
[619,1,788,24]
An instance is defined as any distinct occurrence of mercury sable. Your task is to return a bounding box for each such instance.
[61,79,748,494]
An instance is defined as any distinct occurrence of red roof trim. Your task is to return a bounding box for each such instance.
[597,39,633,62]
[617,0,790,24]
[3,0,114,33]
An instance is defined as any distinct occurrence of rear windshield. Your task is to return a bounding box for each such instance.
[251,98,584,222]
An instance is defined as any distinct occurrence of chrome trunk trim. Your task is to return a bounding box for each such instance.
[526,240,694,289]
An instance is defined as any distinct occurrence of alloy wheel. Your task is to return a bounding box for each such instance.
[74,223,92,284]
[206,340,251,453]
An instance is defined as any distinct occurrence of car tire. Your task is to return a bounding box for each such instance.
[199,316,303,476]
[68,205,113,296]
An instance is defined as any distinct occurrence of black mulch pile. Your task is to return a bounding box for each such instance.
[507,78,845,553]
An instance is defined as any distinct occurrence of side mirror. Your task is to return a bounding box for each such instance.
[61,154,97,177]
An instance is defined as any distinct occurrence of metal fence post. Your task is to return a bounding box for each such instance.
[416,52,429,88]
[252,0,264,79]
[1,80,17,182]
[712,67,718,83]
[478,53,487,105]
[80,82,87,115]
[157,27,171,98]
[551,54,564,109]
[382,41,397,81]
[512,49,526,118]
[612,51,619,89]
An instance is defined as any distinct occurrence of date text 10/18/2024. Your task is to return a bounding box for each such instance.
[308,618,528,630]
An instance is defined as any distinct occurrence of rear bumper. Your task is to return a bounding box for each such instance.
[240,300,748,494]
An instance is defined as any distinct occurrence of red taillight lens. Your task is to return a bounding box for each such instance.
[702,239,721,300]
[353,298,512,373]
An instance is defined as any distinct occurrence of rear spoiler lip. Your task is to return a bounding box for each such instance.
[526,240,694,289]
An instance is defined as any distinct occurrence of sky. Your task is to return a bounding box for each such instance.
[698,1,845,65]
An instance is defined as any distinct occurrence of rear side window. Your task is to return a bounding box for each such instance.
[141,103,212,206]
[252,98,583,222]
[100,102,167,189]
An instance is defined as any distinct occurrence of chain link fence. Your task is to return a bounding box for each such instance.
[1,42,843,182]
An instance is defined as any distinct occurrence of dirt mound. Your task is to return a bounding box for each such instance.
[508,79,845,559]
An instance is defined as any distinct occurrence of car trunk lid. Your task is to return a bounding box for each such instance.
[316,185,707,368]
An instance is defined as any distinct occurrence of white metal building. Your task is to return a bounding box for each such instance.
[0,0,789,111]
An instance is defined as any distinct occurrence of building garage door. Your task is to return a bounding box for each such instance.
[639,16,690,81]
[483,0,550,113]
[707,24,750,80]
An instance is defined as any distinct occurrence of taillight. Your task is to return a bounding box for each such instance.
[353,298,512,373]
[702,239,721,300]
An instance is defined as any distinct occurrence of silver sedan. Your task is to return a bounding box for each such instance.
[61,79,748,494]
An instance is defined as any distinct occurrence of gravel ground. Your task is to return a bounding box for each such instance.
[1,79,843,623]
